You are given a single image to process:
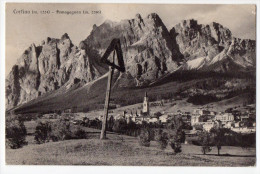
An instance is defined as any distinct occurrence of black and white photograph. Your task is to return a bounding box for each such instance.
[1,1,258,170]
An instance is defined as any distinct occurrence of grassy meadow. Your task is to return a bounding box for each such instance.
[6,125,256,166]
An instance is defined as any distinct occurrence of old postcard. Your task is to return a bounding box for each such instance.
[3,2,257,168]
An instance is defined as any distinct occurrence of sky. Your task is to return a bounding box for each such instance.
[5,3,256,75]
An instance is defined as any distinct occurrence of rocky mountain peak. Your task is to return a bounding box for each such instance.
[147,13,160,20]
[93,24,97,30]
[208,22,232,44]
[103,19,117,27]
[181,19,199,29]
[210,22,222,29]
[61,33,70,41]
[135,13,143,20]
[6,32,107,109]
[31,43,36,50]
[6,14,256,110]
[146,13,165,27]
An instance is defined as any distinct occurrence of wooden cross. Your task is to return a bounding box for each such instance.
[100,38,125,140]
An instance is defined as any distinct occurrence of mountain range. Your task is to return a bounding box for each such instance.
[6,13,256,113]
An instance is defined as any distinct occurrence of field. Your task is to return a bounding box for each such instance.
[6,126,256,166]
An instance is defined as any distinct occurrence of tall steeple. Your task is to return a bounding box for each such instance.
[143,92,149,115]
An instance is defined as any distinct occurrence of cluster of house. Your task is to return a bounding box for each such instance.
[191,109,256,133]
[100,92,256,134]
[111,111,170,125]
[103,106,256,134]
[42,113,60,119]
[42,92,256,135]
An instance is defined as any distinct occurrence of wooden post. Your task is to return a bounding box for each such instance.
[100,52,115,140]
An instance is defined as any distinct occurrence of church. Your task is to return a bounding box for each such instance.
[121,92,151,124]
[142,92,150,116]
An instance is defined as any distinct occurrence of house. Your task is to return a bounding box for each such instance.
[193,109,210,116]
[125,113,132,119]
[149,117,158,123]
[223,121,233,128]
[215,113,234,122]
[182,115,191,124]
[131,113,139,122]
[191,109,214,125]
[233,122,240,128]
[203,121,221,132]
[191,115,210,125]
[135,116,149,124]
[126,116,132,124]
[98,115,103,120]
[248,127,256,132]
[203,122,215,132]
[210,111,217,116]
[114,114,121,120]
[159,115,169,123]
[191,115,201,126]
[240,114,249,121]
[231,127,256,133]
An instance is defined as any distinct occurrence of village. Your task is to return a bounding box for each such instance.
[42,92,256,135]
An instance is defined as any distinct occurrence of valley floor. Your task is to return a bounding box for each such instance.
[6,131,255,166]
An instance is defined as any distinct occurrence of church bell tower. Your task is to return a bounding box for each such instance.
[143,92,149,115]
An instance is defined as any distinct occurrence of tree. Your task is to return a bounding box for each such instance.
[6,116,27,149]
[139,129,150,147]
[51,119,72,141]
[34,121,52,144]
[181,130,186,143]
[35,119,87,143]
[112,118,127,134]
[210,128,228,156]
[107,116,115,131]
[236,132,256,149]
[167,115,184,153]
[127,121,138,136]
[198,131,212,155]
[88,119,100,129]
[154,129,168,149]
[70,125,88,139]
[141,121,149,128]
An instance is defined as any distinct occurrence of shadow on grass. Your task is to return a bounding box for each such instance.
[195,153,256,158]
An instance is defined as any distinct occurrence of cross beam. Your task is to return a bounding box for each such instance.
[100,38,125,73]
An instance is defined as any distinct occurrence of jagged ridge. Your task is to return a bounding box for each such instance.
[6,14,256,110]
